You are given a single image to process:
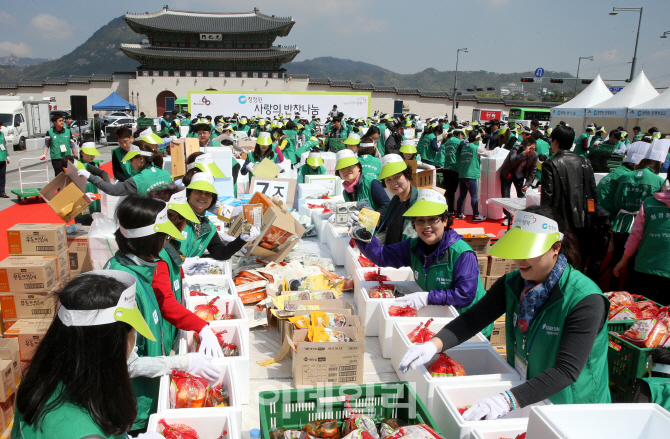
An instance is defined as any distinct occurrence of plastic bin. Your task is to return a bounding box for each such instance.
[325,223,351,266]
[469,423,528,439]
[352,266,414,295]
[606,319,636,335]
[607,331,652,387]
[147,409,239,439]
[432,381,551,439]
[344,246,359,277]
[355,284,422,336]
[378,301,459,358]
[525,403,670,439]
[391,321,512,412]
[157,362,242,429]
[259,382,442,439]
[179,320,249,405]
[184,295,249,346]
[182,274,236,299]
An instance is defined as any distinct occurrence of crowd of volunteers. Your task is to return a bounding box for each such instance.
[9,106,670,438]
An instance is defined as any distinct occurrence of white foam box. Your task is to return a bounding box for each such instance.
[182,274,236,299]
[184,295,249,347]
[344,246,360,277]
[179,320,249,405]
[325,223,351,266]
[525,403,670,439]
[378,302,459,358]
[355,284,421,336]
[100,192,125,220]
[158,359,242,429]
[297,184,330,205]
[469,422,529,439]
[304,174,344,197]
[203,147,235,198]
[148,407,239,439]
[301,151,338,172]
[352,266,413,295]
[391,322,515,413]
[432,381,551,439]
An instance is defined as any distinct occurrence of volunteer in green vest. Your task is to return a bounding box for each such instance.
[344,132,361,154]
[417,125,438,165]
[60,143,109,225]
[589,129,623,172]
[441,128,464,215]
[456,130,492,221]
[147,185,224,358]
[632,126,643,142]
[104,197,220,431]
[112,126,139,182]
[335,149,389,218]
[533,130,551,157]
[42,113,76,176]
[0,118,9,198]
[82,143,171,197]
[236,117,251,135]
[297,151,326,184]
[371,154,419,245]
[633,348,670,408]
[12,270,169,439]
[358,139,382,179]
[296,135,321,158]
[241,132,285,182]
[327,117,349,153]
[179,171,257,259]
[400,205,611,417]
[282,120,299,165]
[376,118,388,156]
[573,125,595,157]
[595,161,635,223]
[353,189,492,335]
[400,139,418,161]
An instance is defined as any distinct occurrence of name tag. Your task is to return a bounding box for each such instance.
[60,144,67,153]
[514,349,528,380]
[0,144,4,151]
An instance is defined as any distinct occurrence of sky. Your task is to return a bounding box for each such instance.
[1,0,669,87]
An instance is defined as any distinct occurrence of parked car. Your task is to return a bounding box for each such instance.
[104,112,133,123]
[107,117,136,128]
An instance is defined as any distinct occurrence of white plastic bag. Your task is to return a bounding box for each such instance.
[88,213,119,270]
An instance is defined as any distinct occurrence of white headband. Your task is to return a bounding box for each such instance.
[119,205,168,238]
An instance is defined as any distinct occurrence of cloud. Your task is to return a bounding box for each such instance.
[0,12,16,26]
[651,49,670,60]
[593,49,621,62]
[0,41,33,57]
[29,13,73,40]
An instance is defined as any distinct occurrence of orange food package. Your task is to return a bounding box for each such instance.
[234,270,265,285]
[238,287,267,304]
[622,318,668,348]
[605,291,635,312]
[158,419,200,439]
[388,305,418,317]
[369,282,395,299]
[407,319,436,343]
[205,383,229,407]
[170,371,209,408]
[193,296,220,321]
[635,300,660,318]
[358,255,376,267]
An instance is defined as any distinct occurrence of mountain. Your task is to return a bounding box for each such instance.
[0,55,49,67]
[286,56,391,77]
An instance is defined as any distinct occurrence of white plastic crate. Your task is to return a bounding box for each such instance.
[391,321,515,413]
[147,409,239,439]
[432,381,551,439]
[179,320,249,405]
[469,422,528,439]
[310,208,329,244]
[182,274,236,301]
[378,302,459,358]
[344,246,359,277]
[355,284,422,336]
[526,404,670,439]
[184,295,249,347]
[352,266,414,295]
[158,361,242,429]
[326,223,350,266]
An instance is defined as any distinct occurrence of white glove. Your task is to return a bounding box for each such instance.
[346,211,360,228]
[246,162,255,172]
[134,432,165,439]
[395,291,430,311]
[198,325,224,358]
[327,214,336,224]
[462,393,511,421]
[39,154,46,160]
[77,168,91,179]
[186,352,221,384]
[241,226,261,242]
[182,257,209,276]
[218,231,237,243]
[398,341,438,373]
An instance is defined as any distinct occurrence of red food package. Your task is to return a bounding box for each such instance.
[635,300,660,318]
[609,305,642,321]
[158,419,199,439]
[427,353,466,377]
[302,419,340,438]
[457,406,470,415]
[383,425,443,439]
[388,305,419,317]
[170,371,209,408]
[342,395,379,438]
[604,291,635,312]
[222,342,237,357]
[622,318,668,348]
[219,302,236,320]
[193,296,220,321]
[408,319,436,343]
[363,268,390,282]
[369,282,395,299]
[190,290,206,297]
[658,306,670,320]
[358,255,376,267]
[205,383,229,407]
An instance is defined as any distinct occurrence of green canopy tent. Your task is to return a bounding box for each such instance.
[175,97,188,114]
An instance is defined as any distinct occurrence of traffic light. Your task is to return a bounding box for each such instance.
[582,79,593,84]
[520,78,534,82]
[550,78,564,83]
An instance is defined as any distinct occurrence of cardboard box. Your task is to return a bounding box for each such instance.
[0,392,13,426]
[456,228,495,256]
[54,250,70,286]
[2,319,16,331]
[248,177,298,205]
[404,160,435,189]
[493,345,507,360]
[476,256,489,278]
[290,327,365,386]
[66,228,92,278]
[488,257,516,277]
[490,320,506,347]
[0,361,14,403]
[7,224,66,256]
[485,275,501,290]
[0,256,59,293]
[170,138,187,177]
[267,298,345,328]
[0,339,21,387]
[39,160,92,223]
[0,294,55,320]
[278,302,363,342]
[3,319,50,361]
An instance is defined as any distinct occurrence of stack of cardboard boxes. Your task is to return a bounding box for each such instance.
[0,338,21,431]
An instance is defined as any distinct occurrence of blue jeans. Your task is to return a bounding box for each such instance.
[456,178,479,216]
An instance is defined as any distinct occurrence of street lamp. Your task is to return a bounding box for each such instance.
[609,7,643,82]
[661,31,670,38]
[575,56,594,95]
[451,48,468,122]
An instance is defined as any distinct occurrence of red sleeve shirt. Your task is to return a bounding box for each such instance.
[152,261,207,333]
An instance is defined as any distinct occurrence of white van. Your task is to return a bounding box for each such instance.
[0,99,50,151]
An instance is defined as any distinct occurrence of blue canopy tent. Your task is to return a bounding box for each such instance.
[92,92,136,113]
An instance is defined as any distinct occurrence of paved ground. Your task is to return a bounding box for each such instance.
[0,142,115,212]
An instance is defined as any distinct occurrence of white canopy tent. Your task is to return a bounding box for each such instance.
[626,87,670,134]
[550,75,612,127]
[584,71,659,133]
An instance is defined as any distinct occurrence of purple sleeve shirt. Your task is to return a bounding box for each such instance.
[427,250,480,309]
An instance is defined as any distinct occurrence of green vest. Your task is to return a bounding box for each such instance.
[596,166,631,221]
[591,140,620,155]
[377,185,418,243]
[297,164,326,184]
[13,388,126,439]
[635,196,670,278]
[358,154,382,179]
[409,237,492,337]
[47,128,72,160]
[181,119,191,127]
[158,242,184,350]
[237,125,250,134]
[296,140,316,158]
[504,266,611,405]
[573,133,590,157]
[433,138,447,168]
[113,147,140,180]
[104,253,166,430]
[417,133,434,162]
[0,131,6,161]
[641,377,670,411]
[343,174,378,210]
[457,142,481,179]
[535,139,551,157]
[443,137,460,171]
[505,135,518,150]
[179,216,218,258]
[282,129,299,164]
[131,166,172,196]
[612,168,665,233]
[376,124,387,156]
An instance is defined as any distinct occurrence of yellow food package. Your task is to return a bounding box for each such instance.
[358,208,381,228]
[310,311,330,328]
[288,316,310,329]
